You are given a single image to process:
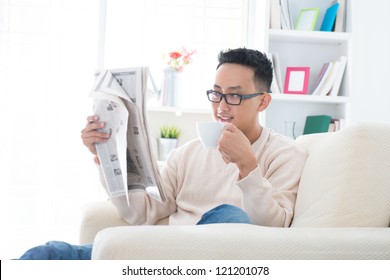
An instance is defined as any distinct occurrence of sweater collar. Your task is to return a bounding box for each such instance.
[251,126,270,151]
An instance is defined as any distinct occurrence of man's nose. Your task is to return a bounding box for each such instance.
[218,97,230,111]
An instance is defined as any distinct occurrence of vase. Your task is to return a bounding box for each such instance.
[284,121,296,139]
[160,67,181,107]
[157,138,178,161]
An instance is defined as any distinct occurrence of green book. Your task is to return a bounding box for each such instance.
[303,115,332,135]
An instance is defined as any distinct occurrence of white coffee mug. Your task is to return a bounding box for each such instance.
[196,121,224,149]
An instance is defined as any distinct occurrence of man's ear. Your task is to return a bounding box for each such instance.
[257,93,272,112]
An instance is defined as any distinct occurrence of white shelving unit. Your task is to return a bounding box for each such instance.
[147,0,353,141]
[262,0,353,137]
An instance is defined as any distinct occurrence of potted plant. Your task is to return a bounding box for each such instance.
[157,125,181,161]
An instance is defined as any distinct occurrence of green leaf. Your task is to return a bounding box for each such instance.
[160,125,181,139]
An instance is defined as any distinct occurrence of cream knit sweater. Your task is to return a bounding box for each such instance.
[104,127,307,227]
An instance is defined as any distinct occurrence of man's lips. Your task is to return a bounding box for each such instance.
[217,114,233,122]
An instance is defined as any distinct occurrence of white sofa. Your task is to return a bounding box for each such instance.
[79,122,390,259]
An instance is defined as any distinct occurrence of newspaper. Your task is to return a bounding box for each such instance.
[90,67,166,206]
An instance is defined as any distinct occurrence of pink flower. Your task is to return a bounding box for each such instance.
[164,47,196,72]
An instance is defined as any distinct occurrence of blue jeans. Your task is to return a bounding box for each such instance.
[18,241,93,260]
[18,204,252,260]
[196,204,252,224]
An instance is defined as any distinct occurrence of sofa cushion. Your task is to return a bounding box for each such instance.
[292,122,390,227]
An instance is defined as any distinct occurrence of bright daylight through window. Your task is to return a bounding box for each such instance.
[103,0,249,109]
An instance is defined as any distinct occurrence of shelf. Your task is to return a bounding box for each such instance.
[147,105,210,115]
[260,0,352,136]
[147,96,349,113]
[268,29,352,45]
[271,94,349,104]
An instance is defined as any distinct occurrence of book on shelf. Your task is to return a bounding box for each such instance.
[328,56,347,96]
[333,0,346,32]
[280,0,293,30]
[266,52,282,94]
[319,60,340,96]
[320,1,339,32]
[328,118,346,132]
[311,56,347,96]
[311,62,330,94]
[311,60,340,96]
[303,115,332,135]
[272,53,283,93]
[269,0,281,30]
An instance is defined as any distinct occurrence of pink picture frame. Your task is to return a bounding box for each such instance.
[284,67,310,94]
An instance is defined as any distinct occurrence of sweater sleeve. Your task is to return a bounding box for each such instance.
[97,164,176,225]
[237,145,307,227]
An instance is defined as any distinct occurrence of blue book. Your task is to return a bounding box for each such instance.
[320,2,339,32]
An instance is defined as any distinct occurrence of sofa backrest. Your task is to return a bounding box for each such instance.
[291,122,390,227]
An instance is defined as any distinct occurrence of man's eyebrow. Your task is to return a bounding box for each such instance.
[213,84,243,91]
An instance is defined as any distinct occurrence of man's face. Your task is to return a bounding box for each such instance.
[211,63,263,137]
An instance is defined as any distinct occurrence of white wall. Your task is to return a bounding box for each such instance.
[351,0,390,123]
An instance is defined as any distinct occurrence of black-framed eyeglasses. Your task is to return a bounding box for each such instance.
[206,90,265,106]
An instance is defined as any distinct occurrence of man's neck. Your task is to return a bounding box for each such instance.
[247,125,262,144]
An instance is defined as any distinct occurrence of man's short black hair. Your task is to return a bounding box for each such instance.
[217,48,273,92]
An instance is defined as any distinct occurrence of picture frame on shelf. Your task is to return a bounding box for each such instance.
[295,8,319,31]
[284,67,310,94]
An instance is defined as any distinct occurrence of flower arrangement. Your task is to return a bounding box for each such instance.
[164,47,196,73]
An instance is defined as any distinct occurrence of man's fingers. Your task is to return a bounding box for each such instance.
[222,122,240,134]
[86,115,99,124]
[218,147,231,164]
[222,155,230,164]
[82,133,109,146]
[93,156,101,165]
[81,121,105,135]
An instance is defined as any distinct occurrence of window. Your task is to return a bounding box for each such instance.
[103,0,249,108]
[0,0,257,259]
[0,0,102,258]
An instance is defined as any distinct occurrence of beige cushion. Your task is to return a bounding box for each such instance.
[292,122,390,227]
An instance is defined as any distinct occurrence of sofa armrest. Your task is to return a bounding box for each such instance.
[92,224,390,259]
[79,201,129,244]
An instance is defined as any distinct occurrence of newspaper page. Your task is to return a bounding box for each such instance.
[90,67,166,206]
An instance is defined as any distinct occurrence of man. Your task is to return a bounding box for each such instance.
[18,48,307,259]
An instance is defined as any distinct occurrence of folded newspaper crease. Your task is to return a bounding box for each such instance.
[90,67,166,206]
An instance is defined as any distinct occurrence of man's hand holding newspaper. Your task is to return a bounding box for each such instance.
[90,67,166,206]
